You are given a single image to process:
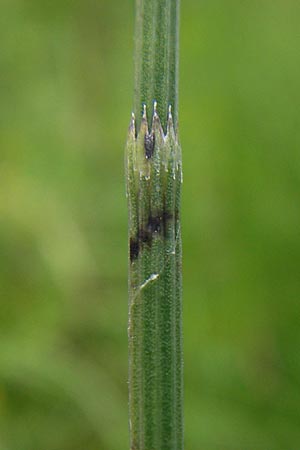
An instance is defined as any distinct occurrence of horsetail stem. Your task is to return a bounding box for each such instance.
[126,1,183,449]
[134,0,180,132]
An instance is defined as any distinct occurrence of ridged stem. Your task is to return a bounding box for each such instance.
[134,0,180,131]
[127,0,182,449]
[126,107,183,450]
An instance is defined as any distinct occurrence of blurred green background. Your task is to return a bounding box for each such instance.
[1,0,300,449]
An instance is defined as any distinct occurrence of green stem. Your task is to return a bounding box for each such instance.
[134,0,180,131]
[127,1,183,449]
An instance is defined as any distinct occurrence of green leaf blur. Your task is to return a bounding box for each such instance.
[0,1,300,449]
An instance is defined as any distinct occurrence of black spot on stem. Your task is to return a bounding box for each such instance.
[144,132,155,159]
[138,229,152,245]
[130,211,173,262]
[130,238,139,261]
[147,212,173,236]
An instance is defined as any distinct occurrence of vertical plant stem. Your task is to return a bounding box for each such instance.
[134,0,180,131]
[126,1,183,449]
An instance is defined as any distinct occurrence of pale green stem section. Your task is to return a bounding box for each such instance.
[127,0,182,449]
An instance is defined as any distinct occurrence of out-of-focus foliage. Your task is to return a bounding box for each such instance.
[0,1,300,449]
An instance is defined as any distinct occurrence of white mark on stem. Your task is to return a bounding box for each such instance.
[140,273,159,290]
